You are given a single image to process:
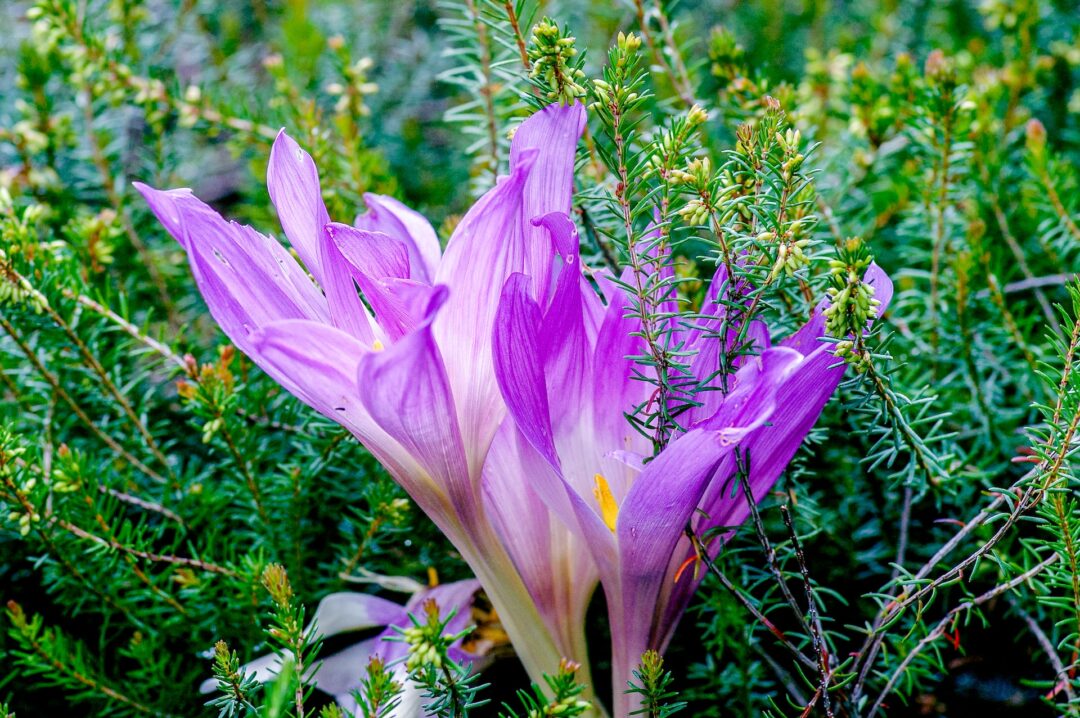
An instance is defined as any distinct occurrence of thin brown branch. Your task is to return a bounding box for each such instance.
[503,0,531,71]
[1008,594,1078,706]
[56,518,236,576]
[686,527,819,672]
[781,506,834,718]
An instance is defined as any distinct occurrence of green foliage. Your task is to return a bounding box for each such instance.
[627,651,685,718]
[396,601,487,717]
[499,660,592,718]
[344,656,403,718]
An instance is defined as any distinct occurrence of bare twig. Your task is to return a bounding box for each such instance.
[781,506,834,718]
[867,553,1060,717]
[686,527,819,672]
[1008,594,1078,705]
[502,0,531,71]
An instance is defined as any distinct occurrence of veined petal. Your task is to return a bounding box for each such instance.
[356,193,441,284]
[327,223,420,340]
[591,268,651,451]
[510,102,587,304]
[134,182,328,353]
[685,321,775,428]
[267,130,329,283]
[433,105,584,473]
[482,424,555,608]
[492,273,558,466]
[482,425,597,665]
[266,130,374,342]
[356,288,478,531]
[329,222,410,279]
[609,429,740,715]
[615,348,801,662]
[655,345,847,651]
[492,275,619,573]
[535,214,592,436]
[250,320,423,482]
[434,152,536,474]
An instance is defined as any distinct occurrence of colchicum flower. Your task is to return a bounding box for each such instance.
[136,103,597,697]
[140,97,891,716]
[491,249,892,716]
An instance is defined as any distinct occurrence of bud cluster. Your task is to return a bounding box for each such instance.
[527,660,592,718]
[401,599,454,671]
[1,433,42,538]
[327,38,379,117]
[49,444,83,495]
[175,346,238,444]
[529,19,587,106]
[589,32,648,115]
[823,237,880,370]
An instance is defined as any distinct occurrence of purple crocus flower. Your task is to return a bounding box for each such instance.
[135,103,595,692]
[492,239,892,716]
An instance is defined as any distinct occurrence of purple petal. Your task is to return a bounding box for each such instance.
[608,430,740,717]
[356,193,442,284]
[694,346,802,434]
[250,320,421,477]
[327,223,422,340]
[433,151,536,471]
[591,268,651,448]
[356,289,479,530]
[509,102,586,303]
[656,338,865,649]
[481,423,599,663]
[535,214,592,435]
[309,592,408,637]
[329,222,410,280]
[491,276,619,570]
[267,130,328,282]
[492,273,558,466]
[134,183,328,353]
[267,131,375,342]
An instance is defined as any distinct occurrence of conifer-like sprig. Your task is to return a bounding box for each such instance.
[626,651,685,718]
[261,564,322,718]
[527,18,586,106]
[499,658,592,718]
[394,600,487,718]
[206,640,262,718]
[347,656,403,718]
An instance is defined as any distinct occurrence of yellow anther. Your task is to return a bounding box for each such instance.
[372,339,385,352]
[593,474,619,533]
